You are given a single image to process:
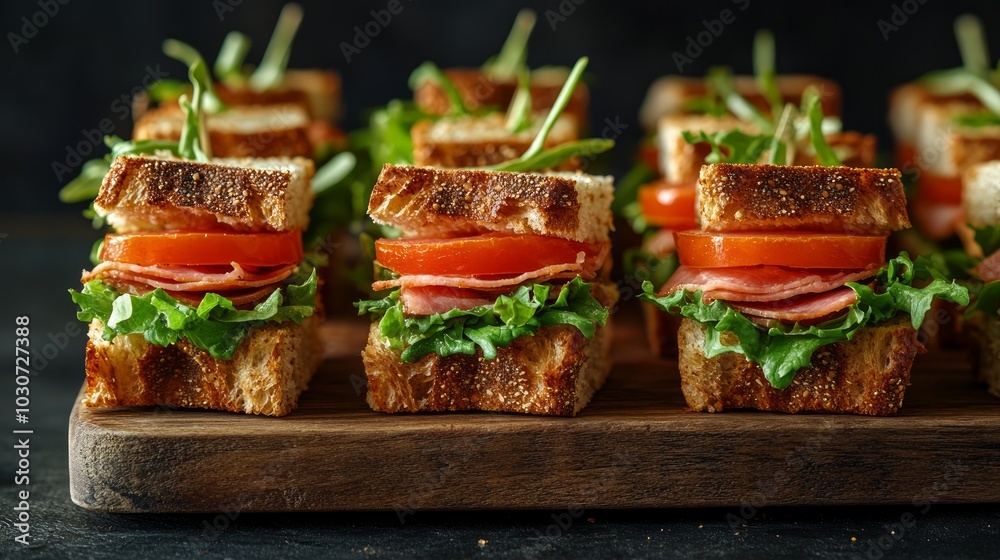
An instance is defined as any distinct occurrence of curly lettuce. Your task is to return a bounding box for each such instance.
[69,265,318,360]
[356,277,608,362]
[639,254,969,389]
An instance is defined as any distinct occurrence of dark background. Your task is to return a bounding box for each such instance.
[5,0,1000,216]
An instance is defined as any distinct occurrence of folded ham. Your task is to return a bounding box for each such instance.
[662,264,881,303]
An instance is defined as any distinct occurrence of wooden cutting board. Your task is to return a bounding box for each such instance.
[68,314,1000,513]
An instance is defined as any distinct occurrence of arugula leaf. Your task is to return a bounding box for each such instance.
[356,277,608,362]
[681,129,772,164]
[146,79,188,103]
[639,253,969,389]
[970,281,1000,316]
[975,225,1000,256]
[707,66,773,133]
[483,9,536,81]
[162,39,227,113]
[753,29,782,117]
[803,88,840,166]
[69,265,318,360]
[489,139,613,173]
[955,14,990,76]
[505,65,533,134]
[409,61,471,117]
[953,110,1000,128]
[215,31,251,87]
[311,151,357,195]
[59,158,111,203]
[249,3,303,91]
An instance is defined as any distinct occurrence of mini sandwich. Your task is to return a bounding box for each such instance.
[955,162,1000,396]
[410,10,589,132]
[625,39,874,359]
[134,103,313,159]
[356,164,616,416]
[888,14,1000,239]
[640,163,968,416]
[69,61,322,417]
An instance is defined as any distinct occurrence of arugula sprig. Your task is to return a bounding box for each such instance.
[640,253,969,389]
[921,14,1000,127]
[249,3,303,92]
[357,277,608,362]
[70,265,318,360]
[483,9,537,81]
[488,57,613,172]
[214,31,252,87]
[162,39,228,114]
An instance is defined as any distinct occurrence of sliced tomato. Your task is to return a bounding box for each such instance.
[918,173,963,205]
[375,233,603,276]
[100,231,303,267]
[639,180,698,230]
[676,231,887,269]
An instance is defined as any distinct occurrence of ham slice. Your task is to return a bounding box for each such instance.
[730,286,858,322]
[977,250,1000,283]
[101,278,278,308]
[83,261,297,292]
[662,264,881,303]
[400,286,496,315]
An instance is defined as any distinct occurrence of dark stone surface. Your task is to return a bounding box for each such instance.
[2,218,999,558]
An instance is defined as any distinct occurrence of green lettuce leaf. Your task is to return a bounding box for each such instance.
[69,265,317,360]
[356,277,608,362]
[639,253,969,389]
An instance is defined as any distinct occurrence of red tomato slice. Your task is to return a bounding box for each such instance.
[375,233,602,276]
[639,180,698,230]
[918,173,963,205]
[676,231,887,269]
[100,231,303,267]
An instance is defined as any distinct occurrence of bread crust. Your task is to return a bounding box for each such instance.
[413,68,589,125]
[95,155,314,233]
[411,115,579,170]
[215,83,311,114]
[698,163,911,234]
[362,319,613,417]
[677,317,922,416]
[83,314,322,417]
[133,106,314,159]
[367,164,614,243]
[963,162,1000,227]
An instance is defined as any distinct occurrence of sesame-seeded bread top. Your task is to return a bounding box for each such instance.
[94,155,314,233]
[697,164,911,234]
[367,164,614,243]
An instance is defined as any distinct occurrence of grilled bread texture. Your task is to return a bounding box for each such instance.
[677,317,922,416]
[413,67,589,125]
[94,155,314,233]
[83,314,322,417]
[411,113,579,169]
[362,316,613,417]
[215,83,311,114]
[133,105,313,159]
[639,74,841,130]
[697,163,910,234]
[367,164,614,243]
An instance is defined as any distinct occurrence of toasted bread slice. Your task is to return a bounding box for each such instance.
[362,317,613,416]
[697,163,910,234]
[95,155,315,233]
[281,69,343,122]
[133,105,313,159]
[411,113,579,169]
[215,83,311,114]
[962,161,1000,227]
[657,114,758,182]
[83,314,322,416]
[639,74,841,130]
[367,164,614,243]
[969,314,1000,398]
[889,83,980,150]
[413,67,589,126]
[677,317,922,416]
